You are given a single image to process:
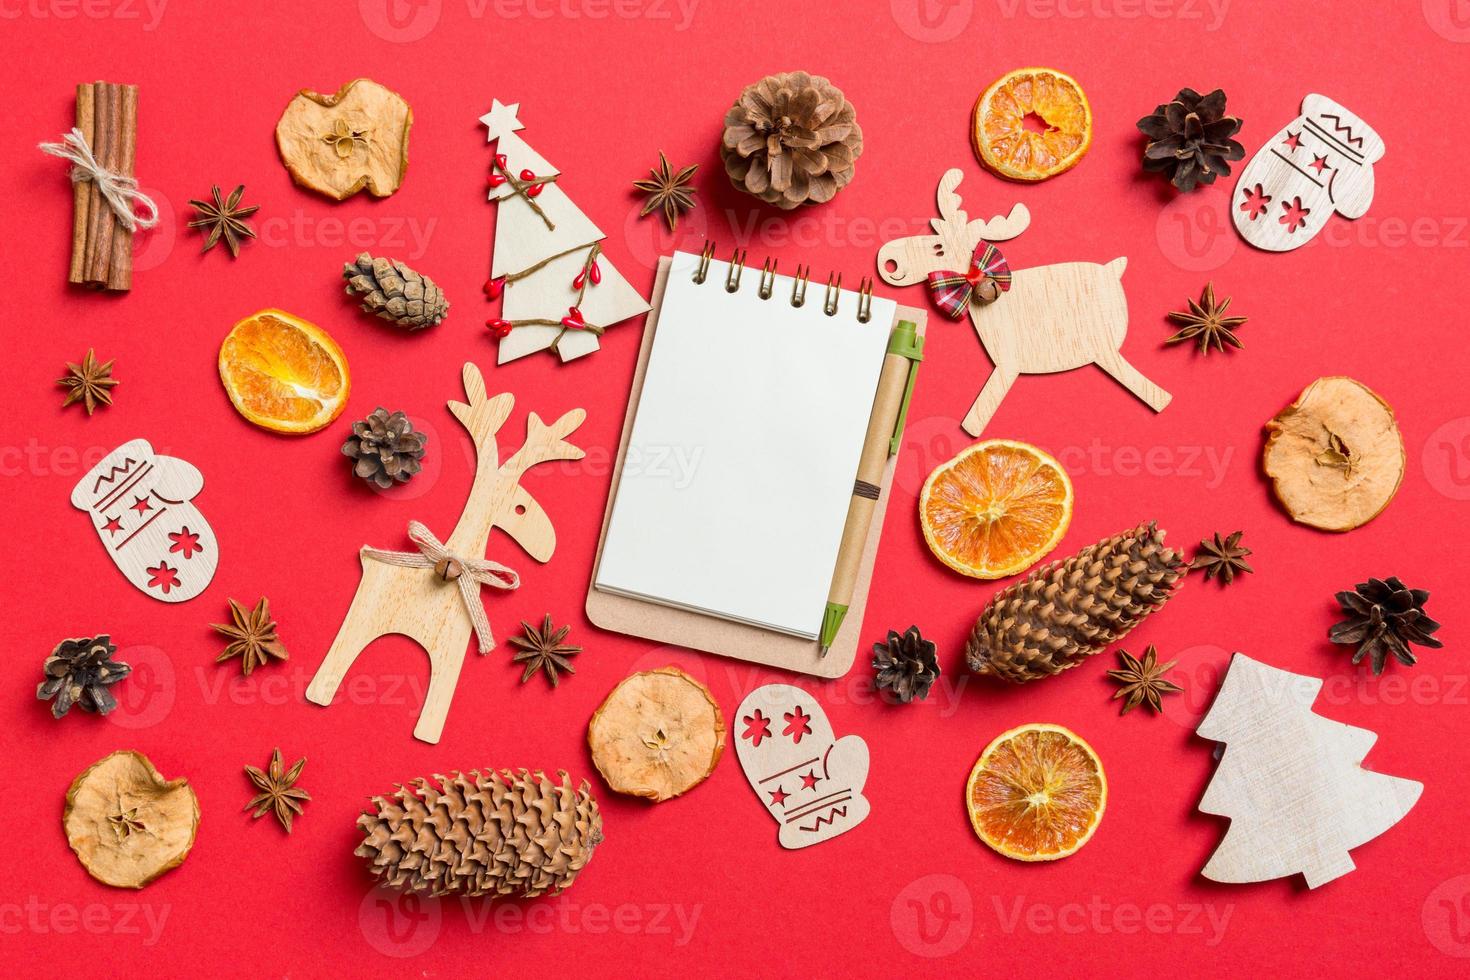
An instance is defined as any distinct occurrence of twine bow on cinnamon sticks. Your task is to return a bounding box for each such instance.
[38,82,153,292]
[361,521,521,653]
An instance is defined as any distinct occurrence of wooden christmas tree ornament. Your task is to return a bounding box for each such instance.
[878,169,1169,436]
[479,99,650,363]
[306,363,586,744]
[1231,95,1383,252]
[1197,653,1422,888]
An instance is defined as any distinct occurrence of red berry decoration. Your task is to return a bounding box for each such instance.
[483,277,506,300]
[486,318,513,339]
[521,169,544,198]
[487,172,507,189]
[573,259,602,290]
[560,307,586,330]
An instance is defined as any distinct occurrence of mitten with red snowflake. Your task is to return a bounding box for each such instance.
[734,684,870,849]
[71,439,218,602]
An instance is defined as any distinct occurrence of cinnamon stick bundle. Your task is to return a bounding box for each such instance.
[68,81,139,291]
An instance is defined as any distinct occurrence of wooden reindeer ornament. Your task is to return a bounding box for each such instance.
[306,363,586,744]
[877,169,1170,436]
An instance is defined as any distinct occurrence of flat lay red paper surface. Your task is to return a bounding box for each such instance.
[4,2,1470,976]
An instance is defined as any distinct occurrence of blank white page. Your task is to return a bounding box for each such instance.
[595,252,896,638]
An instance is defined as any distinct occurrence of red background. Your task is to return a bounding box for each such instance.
[4,0,1469,975]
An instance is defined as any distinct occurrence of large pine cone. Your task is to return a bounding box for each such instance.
[356,769,602,898]
[966,522,1186,683]
[343,253,449,330]
[341,408,427,488]
[721,71,863,210]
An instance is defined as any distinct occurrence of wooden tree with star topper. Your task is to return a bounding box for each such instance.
[480,99,650,363]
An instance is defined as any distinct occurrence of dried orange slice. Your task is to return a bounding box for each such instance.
[972,67,1092,181]
[219,309,350,434]
[919,439,1073,579]
[966,724,1106,862]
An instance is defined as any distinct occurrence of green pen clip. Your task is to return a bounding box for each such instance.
[887,320,924,457]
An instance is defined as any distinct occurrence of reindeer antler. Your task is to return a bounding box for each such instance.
[501,408,587,480]
[967,203,1031,244]
[448,363,513,445]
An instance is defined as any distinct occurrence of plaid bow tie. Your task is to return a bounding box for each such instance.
[926,241,1012,319]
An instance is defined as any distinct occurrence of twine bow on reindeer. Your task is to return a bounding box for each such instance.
[361,521,520,653]
[38,127,159,232]
[927,240,1012,319]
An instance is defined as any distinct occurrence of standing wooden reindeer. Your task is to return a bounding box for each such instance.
[306,362,586,744]
[877,169,1170,436]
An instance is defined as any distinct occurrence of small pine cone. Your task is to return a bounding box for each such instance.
[1328,576,1443,675]
[37,635,130,718]
[341,408,428,489]
[1137,88,1245,192]
[721,71,863,210]
[965,522,1186,683]
[343,253,449,330]
[355,769,603,898]
[872,626,940,703]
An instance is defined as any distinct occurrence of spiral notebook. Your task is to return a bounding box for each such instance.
[589,249,922,669]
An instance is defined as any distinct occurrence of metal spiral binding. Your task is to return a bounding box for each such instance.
[856,277,874,323]
[792,265,810,307]
[758,257,777,299]
[823,272,843,316]
[725,248,747,292]
[692,246,870,321]
[694,241,715,284]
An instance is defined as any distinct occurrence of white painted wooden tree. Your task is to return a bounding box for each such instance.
[1197,653,1422,888]
[480,99,649,363]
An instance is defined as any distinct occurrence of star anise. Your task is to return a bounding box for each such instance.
[244,748,311,833]
[1106,645,1183,715]
[211,597,288,676]
[1192,530,1254,585]
[187,184,259,258]
[633,152,698,232]
[57,349,118,415]
[1166,282,1246,354]
[322,119,370,158]
[508,614,581,687]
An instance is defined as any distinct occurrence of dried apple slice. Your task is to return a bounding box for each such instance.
[64,750,199,889]
[1263,376,1404,532]
[587,667,725,802]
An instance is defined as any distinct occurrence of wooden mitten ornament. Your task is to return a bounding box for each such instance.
[735,684,870,848]
[480,100,650,363]
[72,439,218,602]
[306,363,586,744]
[877,169,1169,436]
[1197,653,1422,888]
[1232,95,1383,252]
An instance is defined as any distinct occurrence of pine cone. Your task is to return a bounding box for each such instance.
[38,635,130,718]
[1137,88,1244,192]
[872,626,940,704]
[1328,577,1443,675]
[343,253,449,330]
[965,523,1186,683]
[341,408,428,488]
[356,769,603,898]
[721,71,863,210]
